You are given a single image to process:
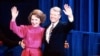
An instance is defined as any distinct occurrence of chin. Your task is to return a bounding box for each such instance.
[51,20,55,23]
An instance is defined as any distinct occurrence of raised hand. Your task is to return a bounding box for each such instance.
[63,4,73,17]
[63,4,74,22]
[11,6,19,20]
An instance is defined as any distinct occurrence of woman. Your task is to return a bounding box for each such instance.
[10,6,46,56]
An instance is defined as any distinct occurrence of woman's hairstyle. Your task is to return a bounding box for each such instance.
[28,9,46,24]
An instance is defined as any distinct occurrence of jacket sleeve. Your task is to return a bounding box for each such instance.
[10,21,27,38]
[63,21,74,33]
[0,32,19,48]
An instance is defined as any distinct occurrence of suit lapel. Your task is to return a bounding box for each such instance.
[52,21,61,32]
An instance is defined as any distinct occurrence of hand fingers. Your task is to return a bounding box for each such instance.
[64,4,68,8]
[64,42,69,48]
[11,6,18,12]
[64,4,72,11]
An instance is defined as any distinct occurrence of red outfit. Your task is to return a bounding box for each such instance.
[10,21,44,56]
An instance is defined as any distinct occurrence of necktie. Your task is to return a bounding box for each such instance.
[48,23,54,43]
[49,23,54,33]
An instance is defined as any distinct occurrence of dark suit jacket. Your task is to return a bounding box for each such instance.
[43,21,74,56]
[0,30,19,48]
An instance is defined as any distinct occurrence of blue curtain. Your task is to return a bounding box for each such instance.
[39,0,100,56]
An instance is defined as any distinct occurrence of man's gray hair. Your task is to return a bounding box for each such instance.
[50,7,61,14]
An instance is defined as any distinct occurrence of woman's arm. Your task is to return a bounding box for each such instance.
[10,6,26,38]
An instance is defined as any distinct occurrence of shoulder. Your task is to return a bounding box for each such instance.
[60,21,73,25]
[40,27,45,30]
[20,25,31,29]
[39,27,45,31]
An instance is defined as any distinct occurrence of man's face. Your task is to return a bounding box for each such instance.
[50,9,61,23]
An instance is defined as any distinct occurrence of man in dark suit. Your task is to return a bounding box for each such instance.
[43,4,74,56]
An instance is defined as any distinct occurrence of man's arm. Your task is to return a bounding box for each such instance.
[63,4,74,48]
[0,30,19,48]
[63,4,74,22]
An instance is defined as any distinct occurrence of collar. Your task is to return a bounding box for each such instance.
[51,20,59,28]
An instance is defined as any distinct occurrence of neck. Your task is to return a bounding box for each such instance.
[51,20,59,24]
[32,24,40,27]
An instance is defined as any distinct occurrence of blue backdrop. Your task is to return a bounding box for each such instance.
[0,0,100,56]
[39,0,100,56]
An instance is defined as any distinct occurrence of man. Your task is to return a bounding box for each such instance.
[43,4,74,56]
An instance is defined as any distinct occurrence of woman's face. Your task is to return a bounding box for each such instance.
[31,15,41,27]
